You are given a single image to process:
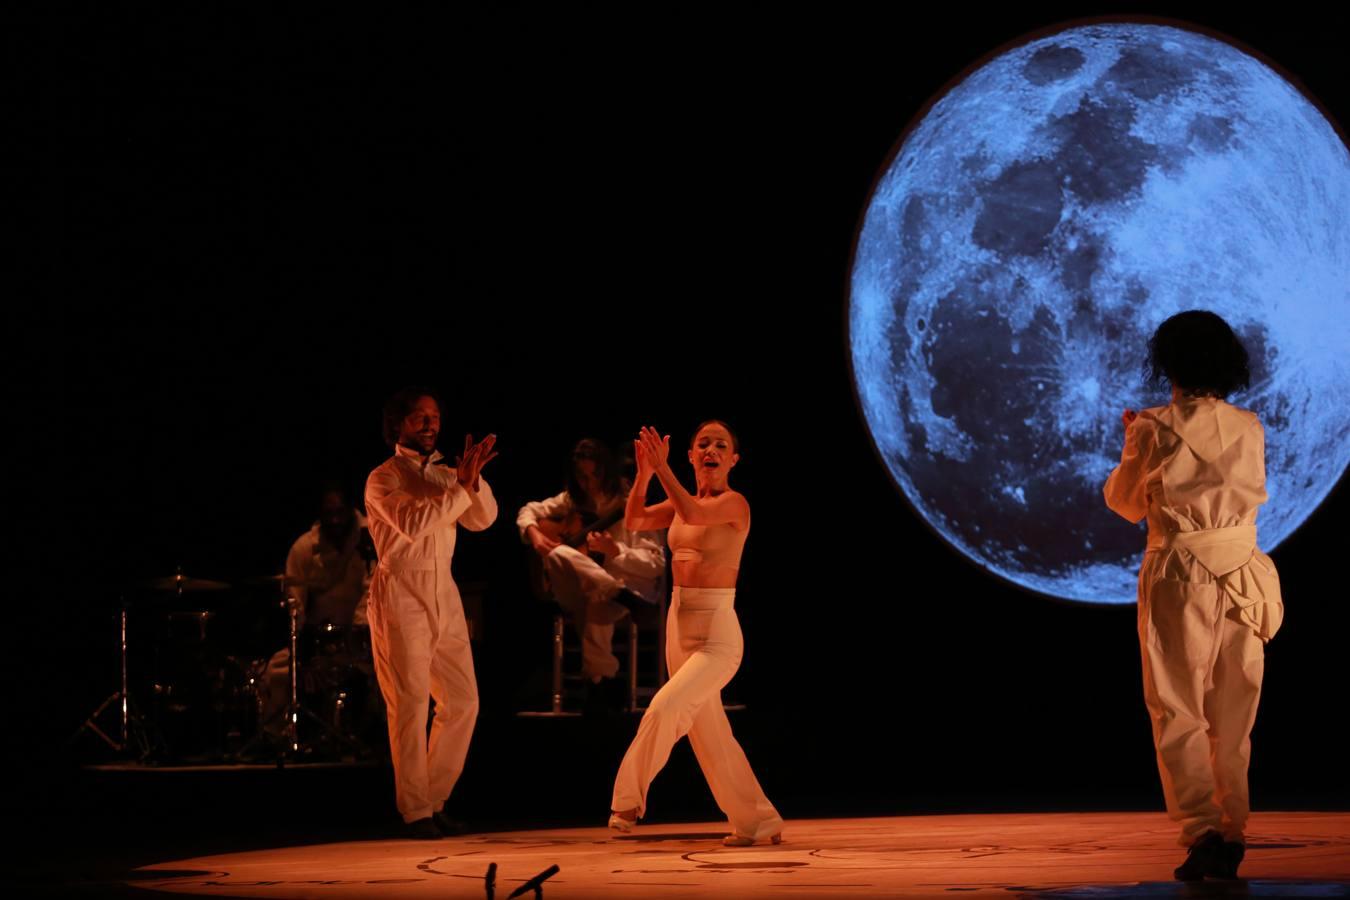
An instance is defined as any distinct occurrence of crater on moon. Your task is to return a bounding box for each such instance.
[849,23,1350,603]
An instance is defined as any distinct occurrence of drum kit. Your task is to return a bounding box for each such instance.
[74,567,384,765]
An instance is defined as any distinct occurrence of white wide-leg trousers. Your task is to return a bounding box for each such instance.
[611,586,782,840]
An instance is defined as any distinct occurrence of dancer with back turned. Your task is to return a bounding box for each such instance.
[1105,311,1283,881]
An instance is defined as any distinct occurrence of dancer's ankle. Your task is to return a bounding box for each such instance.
[612,807,638,822]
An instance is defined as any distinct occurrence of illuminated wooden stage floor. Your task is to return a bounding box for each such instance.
[128,811,1350,898]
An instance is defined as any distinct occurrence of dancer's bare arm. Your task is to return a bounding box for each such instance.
[625,437,675,531]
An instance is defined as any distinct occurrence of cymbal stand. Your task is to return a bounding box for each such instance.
[71,600,154,758]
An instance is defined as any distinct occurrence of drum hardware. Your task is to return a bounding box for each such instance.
[71,565,220,758]
[71,601,156,757]
[236,583,375,765]
[72,569,250,762]
[166,609,215,643]
[76,566,377,765]
[139,574,230,593]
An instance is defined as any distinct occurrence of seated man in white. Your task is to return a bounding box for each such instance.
[518,439,665,708]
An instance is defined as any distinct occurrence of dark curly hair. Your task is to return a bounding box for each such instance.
[381,385,443,448]
[1147,311,1251,399]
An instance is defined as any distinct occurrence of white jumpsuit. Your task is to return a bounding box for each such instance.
[517,491,665,680]
[1104,396,1283,846]
[365,444,497,823]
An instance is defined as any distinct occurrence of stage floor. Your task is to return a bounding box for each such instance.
[127,811,1350,898]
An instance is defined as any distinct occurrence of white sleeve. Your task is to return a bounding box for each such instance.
[1104,418,1151,524]
[459,475,498,532]
[365,465,475,542]
[516,491,572,542]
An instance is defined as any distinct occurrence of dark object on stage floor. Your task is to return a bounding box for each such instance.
[405,817,440,840]
[485,862,497,900]
[434,806,470,835]
[506,864,559,899]
[1174,830,1225,881]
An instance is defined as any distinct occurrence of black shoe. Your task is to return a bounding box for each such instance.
[1211,840,1245,880]
[1174,831,1224,881]
[405,817,441,840]
[433,808,469,836]
[584,676,626,717]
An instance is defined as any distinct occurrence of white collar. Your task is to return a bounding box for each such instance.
[395,443,444,469]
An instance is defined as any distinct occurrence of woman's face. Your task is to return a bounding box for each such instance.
[688,424,738,479]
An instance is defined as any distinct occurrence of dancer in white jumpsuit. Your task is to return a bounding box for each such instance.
[1104,311,1282,881]
[609,422,783,846]
[364,388,498,838]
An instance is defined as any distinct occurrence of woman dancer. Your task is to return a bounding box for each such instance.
[609,421,783,846]
[1104,311,1282,882]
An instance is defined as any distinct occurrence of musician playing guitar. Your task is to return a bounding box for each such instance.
[517,439,665,706]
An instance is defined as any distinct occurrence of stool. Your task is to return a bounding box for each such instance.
[517,594,666,717]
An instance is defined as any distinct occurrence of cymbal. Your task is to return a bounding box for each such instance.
[139,574,231,592]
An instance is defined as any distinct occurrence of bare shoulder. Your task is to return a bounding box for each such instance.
[717,489,751,524]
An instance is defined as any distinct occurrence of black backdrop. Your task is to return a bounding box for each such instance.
[17,6,1348,829]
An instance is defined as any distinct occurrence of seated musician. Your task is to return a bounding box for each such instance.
[518,439,666,708]
[259,484,375,736]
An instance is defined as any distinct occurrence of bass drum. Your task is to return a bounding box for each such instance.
[297,623,384,757]
[147,627,260,763]
[124,577,267,763]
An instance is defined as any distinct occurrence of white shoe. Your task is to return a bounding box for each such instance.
[608,813,635,833]
[723,832,782,847]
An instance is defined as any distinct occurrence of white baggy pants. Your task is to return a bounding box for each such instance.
[1138,544,1266,846]
[543,545,628,681]
[368,560,478,823]
[611,586,782,840]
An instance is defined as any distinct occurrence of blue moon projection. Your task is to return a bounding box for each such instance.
[849,23,1350,604]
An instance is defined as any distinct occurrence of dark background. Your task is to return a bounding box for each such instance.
[14,5,1347,869]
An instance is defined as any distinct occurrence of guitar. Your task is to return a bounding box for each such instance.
[526,500,627,600]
